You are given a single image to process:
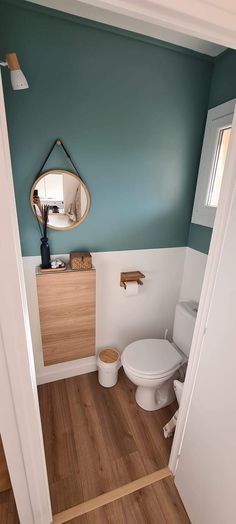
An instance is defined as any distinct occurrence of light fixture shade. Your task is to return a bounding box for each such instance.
[10,69,29,90]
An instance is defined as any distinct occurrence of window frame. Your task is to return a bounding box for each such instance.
[191,99,236,228]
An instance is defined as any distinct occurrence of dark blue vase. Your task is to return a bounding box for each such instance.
[40,237,51,269]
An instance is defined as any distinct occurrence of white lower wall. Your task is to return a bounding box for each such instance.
[179,247,207,303]
[23,247,186,384]
[23,246,207,385]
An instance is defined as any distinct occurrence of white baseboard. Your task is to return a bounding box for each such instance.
[37,356,97,385]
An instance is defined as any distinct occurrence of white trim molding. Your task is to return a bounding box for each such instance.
[26,0,226,56]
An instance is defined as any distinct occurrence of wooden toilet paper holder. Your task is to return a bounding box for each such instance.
[120,271,145,290]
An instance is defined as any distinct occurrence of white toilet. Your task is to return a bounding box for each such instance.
[121,301,198,411]
[173,379,184,406]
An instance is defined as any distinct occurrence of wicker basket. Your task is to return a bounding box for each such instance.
[70,251,92,270]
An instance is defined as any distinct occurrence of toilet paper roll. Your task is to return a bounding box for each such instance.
[124,281,139,296]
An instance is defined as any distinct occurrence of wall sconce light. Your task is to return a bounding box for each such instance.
[0,53,29,90]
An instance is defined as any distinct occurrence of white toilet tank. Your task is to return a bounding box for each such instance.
[173,301,198,357]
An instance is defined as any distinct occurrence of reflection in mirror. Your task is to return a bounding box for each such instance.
[31,170,90,230]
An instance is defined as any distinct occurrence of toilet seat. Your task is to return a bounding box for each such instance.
[121,339,183,378]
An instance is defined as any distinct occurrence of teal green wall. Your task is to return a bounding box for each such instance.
[209,50,236,109]
[188,49,236,255]
[188,224,212,255]
[0,0,213,256]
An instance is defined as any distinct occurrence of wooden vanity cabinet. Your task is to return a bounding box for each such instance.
[36,268,96,366]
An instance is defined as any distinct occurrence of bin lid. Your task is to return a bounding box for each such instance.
[99,349,119,363]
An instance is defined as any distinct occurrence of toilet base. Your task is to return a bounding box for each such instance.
[135,377,176,411]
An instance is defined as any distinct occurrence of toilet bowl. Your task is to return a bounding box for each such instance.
[121,301,197,411]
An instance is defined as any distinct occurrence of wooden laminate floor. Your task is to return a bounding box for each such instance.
[67,477,190,524]
[0,370,181,523]
[0,477,190,524]
[38,370,177,515]
[0,489,18,524]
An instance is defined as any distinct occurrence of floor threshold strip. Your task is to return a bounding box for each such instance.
[52,466,171,524]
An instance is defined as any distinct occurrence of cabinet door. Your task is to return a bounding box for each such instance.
[36,270,96,365]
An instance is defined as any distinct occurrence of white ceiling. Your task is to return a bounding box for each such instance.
[25,0,226,56]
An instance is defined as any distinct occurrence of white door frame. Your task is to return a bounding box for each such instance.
[1,1,236,521]
[0,72,52,523]
[169,98,236,474]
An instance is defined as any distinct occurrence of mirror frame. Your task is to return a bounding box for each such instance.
[30,169,91,231]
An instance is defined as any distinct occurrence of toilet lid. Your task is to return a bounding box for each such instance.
[121,339,182,377]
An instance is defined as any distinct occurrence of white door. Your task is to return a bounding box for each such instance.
[0,72,52,523]
[174,108,236,523]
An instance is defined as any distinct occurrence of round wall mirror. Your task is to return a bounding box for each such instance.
[30,170,90,230]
